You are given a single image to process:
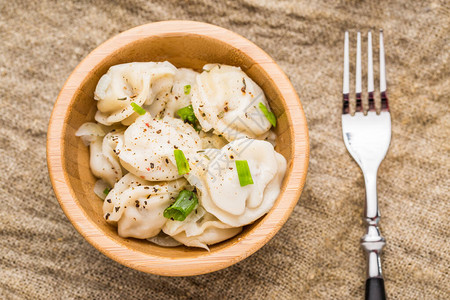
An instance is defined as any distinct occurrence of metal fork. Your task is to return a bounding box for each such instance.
[342,30,391,300]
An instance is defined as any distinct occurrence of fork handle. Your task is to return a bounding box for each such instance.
[365,278,386,300]
[362,170,387,299]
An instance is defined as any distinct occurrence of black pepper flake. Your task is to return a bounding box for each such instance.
[230,155,234,159]
[144,201,147,205]
[115,207,120,212]
[106,199,111,203]
[105,213,110,220]
[174,145,178,149]
[224,106,229,112]
[156,129,162,134]
[147,194,151,199]
[144,187,149,189]
[241,78,247,93]
[150,163,155,168]
[165,158,169,164]
[135,200,140,208]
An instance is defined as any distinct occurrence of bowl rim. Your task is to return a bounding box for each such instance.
[47,20,309,276]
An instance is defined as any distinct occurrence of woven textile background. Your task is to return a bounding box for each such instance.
[1,0,449,299]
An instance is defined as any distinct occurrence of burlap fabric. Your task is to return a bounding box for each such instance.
[1,0,448,299]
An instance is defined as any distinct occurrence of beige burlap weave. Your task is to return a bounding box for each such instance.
[0,0,449,299]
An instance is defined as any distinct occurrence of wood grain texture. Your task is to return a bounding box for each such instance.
[46,20,309,276]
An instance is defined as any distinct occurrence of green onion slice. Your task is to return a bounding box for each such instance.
[174,149,190,175]
[131,102,146,115]
[103,188,110,195]
[184,84,191,95]
[176,105,201,131]
[235,160,254,187]
[163,190,198,221]
[258,102,277,127]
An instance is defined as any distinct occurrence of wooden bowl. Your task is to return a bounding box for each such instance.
[47,21,309,276]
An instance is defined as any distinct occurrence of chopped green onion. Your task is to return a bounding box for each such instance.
[176,105,201,131]
[235,160,254,187]
[131,102,146,115]
[258,102,277,127]
[174,149,190,175]
[184,84,191,95]
[117,97,127,100]
[103,188,110,195]
[163,190,198,221]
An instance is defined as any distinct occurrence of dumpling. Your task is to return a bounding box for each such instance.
[117,113,202,181]
[94,61,177,125]
[147,68,199,118]
[103,173,187,239]
[184,138,287,227]
[75,123,125,187]
[75,122,107,145]
[163,206,242,250]
[191,64,273,141]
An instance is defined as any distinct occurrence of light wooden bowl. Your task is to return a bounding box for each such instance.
[47,21,309,276]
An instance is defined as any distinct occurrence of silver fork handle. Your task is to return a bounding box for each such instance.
[361,170,386,300]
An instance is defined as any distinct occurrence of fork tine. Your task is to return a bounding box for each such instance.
[367,31,376,111]
[343,31,350,114]
[355,32,363,113]
[379,30,389,111]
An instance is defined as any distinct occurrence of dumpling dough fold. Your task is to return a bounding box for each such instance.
[103,173,187,239]
[183,138,287,227]
[94,62,177,125]
[76,123,125,187]
[191,64,273,141]
[163,206,242,250]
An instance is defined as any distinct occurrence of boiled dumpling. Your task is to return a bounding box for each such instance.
[147,68,199,118]
[163,206,242,250]
[117,113,202,181]
[75,123,124,187]
[103,173,187,239]
[191,64,273,141]
[185,138,287,227]
[94,62,177,125]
